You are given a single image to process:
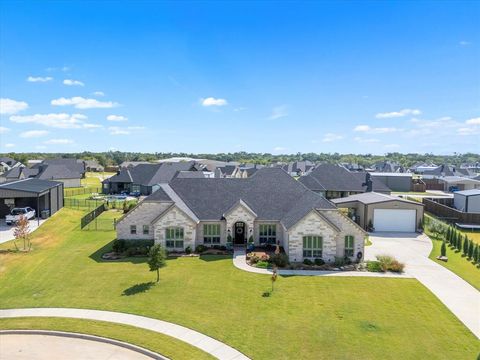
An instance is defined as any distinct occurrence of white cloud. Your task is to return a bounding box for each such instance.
[107,114,128,122]
[273,146,286,152]
[465,117,480,125]
[353,125,399,134]
[269,105,288,120]
[83,123,102,129]
[20,130,49,138]
[35,145,47,150]
[375,108,421,119]
[92,91,105,97]
[384,144,401,149]
[27,76,53,83]
[4,143,15,148]
[354,137,380,143]
[51,96,119,109]
[457,127,480,136]
[44,138,74,144]
[459,40,471,46]
[233,107,247,112]
[0,98,29,114]
[0,126,10,134]
[9,113,100,129]
[201,97,228,107]
[322,133,344,142]
[63,79,85,86]
[108,126,130,135]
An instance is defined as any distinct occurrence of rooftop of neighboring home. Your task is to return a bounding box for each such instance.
[0,157,20,168]
[422,164,476,177]
[331,191,422,206]
[280,160,315,175]
[454,189,480,196]
[119,161,152,168]
[142,167,336,227]
[104,161,197,186]
[298,164,391,193]
[31,158,85,180]
[2,166,39,179]
[369,160,404,173]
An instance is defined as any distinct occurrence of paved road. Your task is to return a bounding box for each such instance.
[366,232,480,339]
[0,308,250,360]
[0,331,162,360]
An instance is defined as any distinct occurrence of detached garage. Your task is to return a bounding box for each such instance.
[0,178,64,222]
[332,192,424,233]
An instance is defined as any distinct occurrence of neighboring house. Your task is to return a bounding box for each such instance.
[370,161,404,173]
[35,164,83,188]
[298,164,391,199]
[438,176,480,192]
[332,192,424,232]
[84,160,104,172]
[339,163,364,172]
[0,178,64,220]
[215,165,238,178]
[0,157,22,173]
[0,167,39,183]
[369,172,413,192]
[409,162,437,174]
[103,162,198,195]
[116,168,366,263]
[453,189,480,213]
[281,161,315,176]
[422,164,476,179]
[231,164,264,178]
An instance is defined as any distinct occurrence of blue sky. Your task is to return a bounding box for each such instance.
[0,1,479,154]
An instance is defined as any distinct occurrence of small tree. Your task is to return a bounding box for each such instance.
[147,244,167,282]
[13,215,31,251]
[457,234,462,252]
[463,235,469,256]
[440,240,447,257]
[446,227,451,244]
[468,239,474,259]
[474,245,480,264]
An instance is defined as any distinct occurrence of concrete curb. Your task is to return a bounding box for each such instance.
[0,329,168,360]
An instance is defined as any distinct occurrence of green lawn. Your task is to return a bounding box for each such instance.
[0,317,213,360]
[428,236,480,291]
[0,209,478,359]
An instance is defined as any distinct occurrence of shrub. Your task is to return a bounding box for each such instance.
[185,246,192,255]
[366,261,383,272]
[314,258,325,266]
[270,253,289,267]
[303,259,314,266]
[256,260,269,268]
[389,260,405,273]
[248,254,260,264]
[334,256,346,267]
[441,240,447,257]
[112,239,127,254]
[195,245,207,254]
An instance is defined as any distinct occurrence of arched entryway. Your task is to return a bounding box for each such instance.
[233,222,246,245]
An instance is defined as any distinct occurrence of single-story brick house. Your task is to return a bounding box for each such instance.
[116,168,366,263]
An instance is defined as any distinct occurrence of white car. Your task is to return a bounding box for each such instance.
[5,207,36,225]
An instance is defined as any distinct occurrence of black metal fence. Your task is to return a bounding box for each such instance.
[82,216,119,231]
[80,204,107,229]
[65,198,106,210]
[64,187,102,197]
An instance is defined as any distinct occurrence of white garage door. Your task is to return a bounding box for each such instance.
[373,209,416,232]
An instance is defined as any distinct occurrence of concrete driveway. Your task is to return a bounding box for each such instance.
[365,232,480,339]
[0,218,47,245]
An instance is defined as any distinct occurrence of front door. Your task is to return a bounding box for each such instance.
[234,222,246,245]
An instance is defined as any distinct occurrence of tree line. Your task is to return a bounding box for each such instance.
[2,151,479,168]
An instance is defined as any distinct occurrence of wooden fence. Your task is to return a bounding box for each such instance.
[423,198,480,224]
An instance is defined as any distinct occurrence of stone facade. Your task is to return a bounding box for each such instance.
[224,202,256,242]
[287,210,338,263]
[153,205,197,251]
[116,202,172,240]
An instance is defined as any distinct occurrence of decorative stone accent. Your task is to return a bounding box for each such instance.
[116,202,171,240]
[153,206,196,250]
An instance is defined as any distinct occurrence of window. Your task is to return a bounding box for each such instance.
[132,184,141,193]
[303,236,322,258]
[259,224,277,244]
[165,227,184,248]
[143,225,149,235]
[130,225,137,235]
[345,235,354,257]
[203,224,221,244]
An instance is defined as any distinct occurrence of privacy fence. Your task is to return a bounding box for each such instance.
[423,198,480,225]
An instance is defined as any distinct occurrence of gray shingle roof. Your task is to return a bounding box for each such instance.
[331,192,423,206]
[299,164,391,193]
[164,167,335,225]
[36,165,82,180]
[3,167,39,179]
[0,178,62,193]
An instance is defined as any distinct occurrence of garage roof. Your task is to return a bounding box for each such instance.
[454,189,480,197]
[0,178,62,194]
[331,192,423,206]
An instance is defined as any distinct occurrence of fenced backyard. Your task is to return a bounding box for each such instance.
[64,186,102,197]
[423,198,480,225]
[80,206,122,231]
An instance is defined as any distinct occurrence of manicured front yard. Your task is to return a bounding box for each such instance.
[0,209,478,359]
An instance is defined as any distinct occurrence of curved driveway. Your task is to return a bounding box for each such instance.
[366,232,480,339]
